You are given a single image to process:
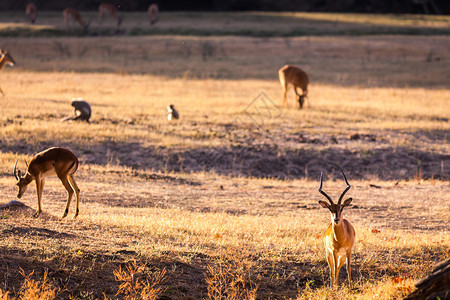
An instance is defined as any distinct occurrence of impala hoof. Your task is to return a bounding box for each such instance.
[72,208,79,219]
[33,211,41,218]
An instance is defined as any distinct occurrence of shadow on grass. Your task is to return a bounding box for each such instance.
[2,12,450,38]
[0,242,321,299]
[2,131,448,181]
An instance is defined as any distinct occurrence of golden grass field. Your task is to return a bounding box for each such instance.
[0,11,449,299]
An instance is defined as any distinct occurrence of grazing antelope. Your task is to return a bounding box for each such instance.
[0,49,16,96]
[25,3,37,24]
[98,3,123,27]
[148,4,159,25]
[278,64,309,109]
[63,8,90,32]
[167,104,179,121]
[318,171,355,289]
[13,147,81,219]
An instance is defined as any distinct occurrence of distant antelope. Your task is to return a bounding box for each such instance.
[318,171,355,289]
[278,64,309,109]
[25,3,37,24]
[98,3,123,27]
[148,4,159,25]
[167,104,179,121]
[13,147,81,219]
[0,49,16,96]
[63,8,90,32]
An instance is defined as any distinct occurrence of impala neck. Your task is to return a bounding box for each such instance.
[0,54,6,70]
[21,172,34,184]
[331,218,348,240]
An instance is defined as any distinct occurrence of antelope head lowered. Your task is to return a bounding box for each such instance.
[13,147,80,219]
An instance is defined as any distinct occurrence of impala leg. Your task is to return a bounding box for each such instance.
[59,176,74,219]
[346,250,352,288]
[279,73,288,107]
[34,177,43,217]
[326,251,334,288]
[282,83,288,107]
[68,175,80,219]
[333,251,340,289]
[293,87,305,109]
[336,255,346,290]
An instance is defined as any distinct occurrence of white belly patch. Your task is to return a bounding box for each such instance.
[40,168,57,179]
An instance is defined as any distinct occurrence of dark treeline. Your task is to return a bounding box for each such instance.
[2,0,449,14]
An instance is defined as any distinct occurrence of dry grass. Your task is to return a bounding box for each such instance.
[0,12,449,300]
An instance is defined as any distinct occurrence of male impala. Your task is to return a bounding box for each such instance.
[318,171,355,289]
[98,3,123,27]
[25,3,37,24]
[148,4,159,25]
[13,147,81,219]
[0,49,16,96]
[63,8,89,32]
[278,64,309,109]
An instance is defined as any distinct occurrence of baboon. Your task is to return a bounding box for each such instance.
[167,104,179,121]
[61,99,91,123]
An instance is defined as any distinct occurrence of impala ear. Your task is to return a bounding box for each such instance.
[319,201,330,209]
[342,198,353,207]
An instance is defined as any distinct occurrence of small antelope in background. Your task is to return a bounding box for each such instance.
[98,3,123,27]
[278,64,309,109]
[63,8,90,32]
[318,171,355,289]
[0,49,16,96]
[25,3,37,24]
[148,4,159,25]
[13,147,81,219]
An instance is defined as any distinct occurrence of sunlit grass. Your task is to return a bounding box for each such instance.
[1,71,448,152]
[0,16,448,298]
[255,12,450,28]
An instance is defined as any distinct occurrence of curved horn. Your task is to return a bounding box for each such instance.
[13,160,19,180]
[338,171,351,205]
[24,159,29,169]
[318,172,333,204]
